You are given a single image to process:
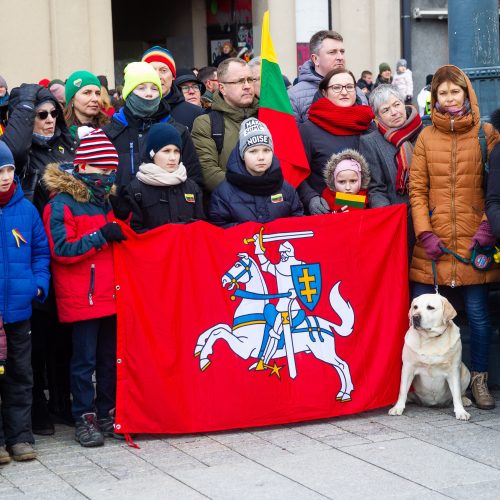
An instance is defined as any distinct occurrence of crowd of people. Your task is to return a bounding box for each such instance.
[1,28,500,465]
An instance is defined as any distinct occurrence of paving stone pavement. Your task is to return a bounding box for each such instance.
[2,391,500,499]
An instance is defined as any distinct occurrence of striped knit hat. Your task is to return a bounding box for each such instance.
[73,129,119,170]
[142,46,177,79]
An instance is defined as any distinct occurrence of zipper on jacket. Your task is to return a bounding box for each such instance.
[450,124,457,287]
[88,264,95,305]
[129,142,135,175]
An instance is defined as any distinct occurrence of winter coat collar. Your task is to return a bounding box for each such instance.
[297,61,323,84]
[211,91,259,123]
[42,163,90,203]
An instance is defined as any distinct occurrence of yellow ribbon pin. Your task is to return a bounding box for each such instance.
[12,229,27,248]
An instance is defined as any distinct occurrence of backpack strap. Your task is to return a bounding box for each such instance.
[209,110,224,155]
[479,122,488,172]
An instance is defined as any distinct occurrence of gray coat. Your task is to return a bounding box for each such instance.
[288,61,367,124]
[359,129,416,256]
[359,130,409,208]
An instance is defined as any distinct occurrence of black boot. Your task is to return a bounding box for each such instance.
[75,413,104,447]
[31,393,54,436]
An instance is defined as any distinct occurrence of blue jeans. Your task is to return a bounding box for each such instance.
[70,315,117,421]
[412,283,491,372]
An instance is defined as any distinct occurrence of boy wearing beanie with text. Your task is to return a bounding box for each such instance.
[116,122,204,232]
[42,129,126,448]
[209,118,303,227]
[0,142,50,463]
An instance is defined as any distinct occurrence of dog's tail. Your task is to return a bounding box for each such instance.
[328,281,354,337]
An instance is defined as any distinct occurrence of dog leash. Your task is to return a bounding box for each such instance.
[431,247,470,294]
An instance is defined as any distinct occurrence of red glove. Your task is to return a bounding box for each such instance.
[419,231,444,261]
[469,221,496,250]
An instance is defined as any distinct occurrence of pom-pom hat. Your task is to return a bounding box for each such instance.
[73,129,119,170]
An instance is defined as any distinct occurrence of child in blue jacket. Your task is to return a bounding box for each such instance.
[0,141,50,464]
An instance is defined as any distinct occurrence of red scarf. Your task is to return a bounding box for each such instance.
[308,98,374,136]
[377,106,422,194]
[0,182,15,207]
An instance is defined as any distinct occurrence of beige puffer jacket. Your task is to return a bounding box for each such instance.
[409,65,500,286]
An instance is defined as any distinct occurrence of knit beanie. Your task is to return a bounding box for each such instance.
[396,59,408,69]
[142,46,177,79]
[65,70,101,104]
[146,123,182,159]
[379,62,391,73]
[49,79,64,88]
[0,75,7,90]
[73,129,119,170]
[0,141,15,170]
[239,118,274,158]
[334,158,361,179]
[122,62,163,101]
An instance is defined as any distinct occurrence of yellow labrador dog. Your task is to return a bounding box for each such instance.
[389,293,472,421]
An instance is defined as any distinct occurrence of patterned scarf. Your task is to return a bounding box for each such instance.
[308,98,374,136]
[377,106,422,194]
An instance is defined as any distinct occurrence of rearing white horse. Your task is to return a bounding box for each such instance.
[194,253,355,401]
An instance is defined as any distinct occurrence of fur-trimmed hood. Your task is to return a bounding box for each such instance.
[323,148,371,191]
[42,163,90,203]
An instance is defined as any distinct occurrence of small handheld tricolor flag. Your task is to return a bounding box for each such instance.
[12,228,27,247]
[335,192,367,209]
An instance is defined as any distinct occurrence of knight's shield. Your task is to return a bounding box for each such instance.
[291,264,322,311]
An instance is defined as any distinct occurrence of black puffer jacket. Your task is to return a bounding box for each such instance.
[1,85,76,212]
[123,170,204,233]
[167,86,205,131]
[209,146,303,228]
[486,109,500,237]
[103,101,202,191]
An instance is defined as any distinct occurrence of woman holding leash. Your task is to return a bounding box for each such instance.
[409,65,500,410]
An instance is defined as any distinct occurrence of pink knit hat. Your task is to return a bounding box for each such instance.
[334,158,361,180]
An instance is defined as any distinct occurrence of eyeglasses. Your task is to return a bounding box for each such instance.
[180,84,201,93]
[36,109,58,120]
[327,84,356,94]
[220,77,256,86]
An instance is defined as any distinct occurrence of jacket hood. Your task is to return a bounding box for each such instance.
[323,148,371,191]
[42,163,90,203]
[430,65,480,129]
[298,61,322,84]
[211,91,259,122]
[226,144,281,177]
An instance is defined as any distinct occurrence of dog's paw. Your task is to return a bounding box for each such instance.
[455,409,471,421]
[388,405,405,416]
[462,396,472,407]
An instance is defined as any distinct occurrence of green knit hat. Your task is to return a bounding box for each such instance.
[65,70,101,104]
[122,62,163,101]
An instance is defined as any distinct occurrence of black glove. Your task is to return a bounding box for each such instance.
[100,222,127,243]
[109,194,132,220]
[18,83,42,108]
[308,196,331,215]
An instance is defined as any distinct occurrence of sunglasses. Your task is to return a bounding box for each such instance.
[36,109,58,120]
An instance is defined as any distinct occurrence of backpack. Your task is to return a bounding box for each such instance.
[209,110,224,155]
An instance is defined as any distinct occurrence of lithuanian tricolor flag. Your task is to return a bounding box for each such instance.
[335,192,367,209]
[258,11,310,188]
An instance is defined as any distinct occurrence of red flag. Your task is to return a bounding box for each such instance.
[114,206,408,434]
